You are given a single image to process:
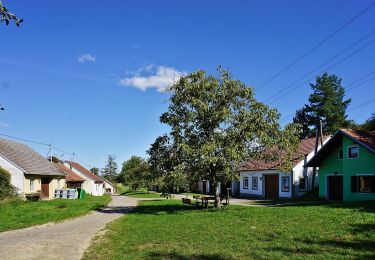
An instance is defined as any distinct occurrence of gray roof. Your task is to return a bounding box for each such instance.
[0,138,64,176]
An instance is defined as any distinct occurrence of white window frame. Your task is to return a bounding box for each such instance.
[243,177,249,189]
[252,177,258,190]
[347,146,359,159]
[281,176,290,192]
[30,179,34,192]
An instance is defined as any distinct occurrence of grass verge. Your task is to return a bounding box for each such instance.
[84,199,375,259]
[121,189,162,198]
[0,195,111,232]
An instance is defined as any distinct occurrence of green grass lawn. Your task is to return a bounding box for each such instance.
[121,189,162,198]
[84,199,375,259]
[0,195,111,232]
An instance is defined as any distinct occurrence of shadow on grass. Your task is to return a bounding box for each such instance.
[147,252,231,260]
[272,200,375,213]
[131,202,213,216]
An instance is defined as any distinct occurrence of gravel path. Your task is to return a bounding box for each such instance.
[0,195,138,260]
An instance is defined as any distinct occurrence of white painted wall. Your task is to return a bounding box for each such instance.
[239,172,263,196]
[62,162,105,196]
[0,154,24,194]
[103,181,114,194]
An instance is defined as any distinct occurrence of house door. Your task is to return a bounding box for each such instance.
[41,177,50,198]
[265,174,279,199]
[328,175,343,201]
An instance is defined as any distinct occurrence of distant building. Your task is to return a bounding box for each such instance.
[63,161,104,196]
[0,138,65,199]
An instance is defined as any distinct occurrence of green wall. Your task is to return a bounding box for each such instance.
[319,135,375,201]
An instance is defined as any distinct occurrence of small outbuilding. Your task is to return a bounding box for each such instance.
[305,129,375,201]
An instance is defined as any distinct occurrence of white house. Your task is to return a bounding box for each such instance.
[0,138,65,199]
[103,179,115,194]
[63,161,104,196]
[238,137,329,199]
[195,180,240,196]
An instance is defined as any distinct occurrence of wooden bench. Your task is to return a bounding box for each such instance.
[182,198,192,205]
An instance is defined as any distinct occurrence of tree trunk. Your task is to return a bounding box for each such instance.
[214,182,221,209]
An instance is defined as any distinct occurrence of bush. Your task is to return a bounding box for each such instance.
[0,167,17,200]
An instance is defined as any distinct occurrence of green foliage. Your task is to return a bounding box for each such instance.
[0,1,23,26]
[47,156,62,164]
[101,155,118,183]
[359,113,375,131]
[294,73,351,137]
[0,195,111,232]
[90,167,99,176]
[0,167,17,200]
[149,68,300,206]
[83,199,375,259]
[119,156,152,191]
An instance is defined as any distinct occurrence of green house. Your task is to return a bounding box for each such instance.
[305,129,375,201]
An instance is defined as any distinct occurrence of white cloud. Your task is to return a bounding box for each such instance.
[78,54,96,63]
[0,121,9,128]
[119,64,186,92]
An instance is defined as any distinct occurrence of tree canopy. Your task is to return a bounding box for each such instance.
[90,167,99,176]
[0,1,23,26]
[149,68,300,207]
[119,156,152,191]
[293,73,351,138]
[101,155,118,183]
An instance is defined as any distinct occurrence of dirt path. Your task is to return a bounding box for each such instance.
[0,195,138,260]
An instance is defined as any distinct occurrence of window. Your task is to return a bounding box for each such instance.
[282,176,290,192]
[351,175,374,193]
[348,146,359,159]
[252,177,258,190]
[30,179,34,192]
[338,149,343,160]
[299,176,307,191]
[243,177,248,189]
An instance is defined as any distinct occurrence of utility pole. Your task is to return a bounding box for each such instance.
[311,120,322,190]
[49,144,53,162]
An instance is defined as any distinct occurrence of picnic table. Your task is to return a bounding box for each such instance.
[193,195,216,208]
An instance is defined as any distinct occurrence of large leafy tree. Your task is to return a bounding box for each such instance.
[147,135,189,195]
[101,155,118,183]
[152,68,300,208]
[0,1,23,26]
[119,156,151,191]
[294,73,351,137]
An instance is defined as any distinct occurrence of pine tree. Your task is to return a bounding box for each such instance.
[101,155,118,183]
[294,73,351,136]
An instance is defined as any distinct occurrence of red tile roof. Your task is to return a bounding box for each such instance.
[239,137,326,171]
[305,129,375,167]
[65,161,103,183]
[54,163,85,182]
[340,129,375,152]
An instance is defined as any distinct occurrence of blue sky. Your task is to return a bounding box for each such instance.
[1,0,374,169]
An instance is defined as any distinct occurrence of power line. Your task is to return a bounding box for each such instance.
[264,28,375,104]
[257,1,375,90]
[252,0,348,80]
[0,133,50,146]
[349,97,375,112]
[267,37,375,104]
[0,132,91,166]
[346,71,375,92]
